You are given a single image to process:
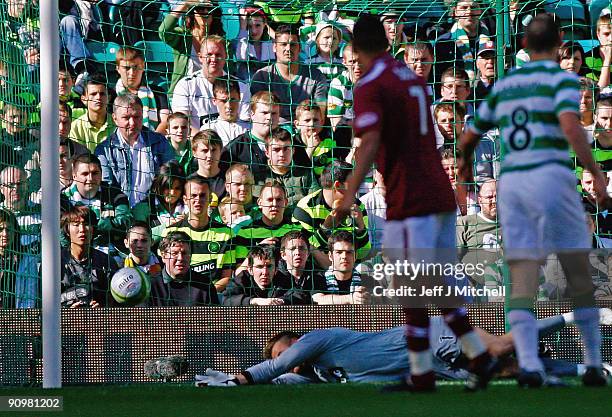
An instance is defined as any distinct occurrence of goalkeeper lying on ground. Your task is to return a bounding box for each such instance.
[146,309,612,386]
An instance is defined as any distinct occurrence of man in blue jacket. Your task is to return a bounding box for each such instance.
[95,93,174,207]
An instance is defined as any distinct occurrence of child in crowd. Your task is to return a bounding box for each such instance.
[207,79,249,146]
[294,99,338,176]
[167,112,192,173]
[305,21,344,80]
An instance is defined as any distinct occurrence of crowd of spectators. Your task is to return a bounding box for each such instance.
[1,0,612,308]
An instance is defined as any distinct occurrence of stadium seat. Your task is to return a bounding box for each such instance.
[220,2,241,40]
[133,40,174,88]
[134,40,174,64]
[86,41,121,63]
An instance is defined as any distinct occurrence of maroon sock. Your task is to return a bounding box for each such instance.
[440,307,473,338]
[404,307,430,352]
[410,371,435,388]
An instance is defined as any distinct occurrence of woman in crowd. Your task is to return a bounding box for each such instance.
[133,160,188,245]
[158,0,225,96]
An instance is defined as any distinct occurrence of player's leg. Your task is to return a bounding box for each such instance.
[506,260,545,385]
[384,216,438,391]
[545,166,605,385]
[558,251,606,386]
[497,170,551,386]
[403,307,436,390]
[434,212,496,388]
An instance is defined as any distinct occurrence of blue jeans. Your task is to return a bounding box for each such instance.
[59,15,92,69]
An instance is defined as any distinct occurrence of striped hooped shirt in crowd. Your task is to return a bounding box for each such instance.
[327,70,354,122]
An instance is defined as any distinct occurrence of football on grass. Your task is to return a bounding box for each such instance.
[111,267,150,306]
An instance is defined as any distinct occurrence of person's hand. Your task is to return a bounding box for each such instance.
[70,299,99,308]
[602,43,612,62]
[456,155,474,185]
[352,286,370,305]
[195,369,238,387]
[250,297,284,305]
[24,48,39,66]
[100,209,115,218]
[334,196,353,224]
[259,237,278,246]
[350,204,365,230]
[168,214,186,227]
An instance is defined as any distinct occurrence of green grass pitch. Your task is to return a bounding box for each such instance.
[1,381,612,417]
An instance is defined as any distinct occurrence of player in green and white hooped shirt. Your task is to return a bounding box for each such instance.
[459,13,610,388]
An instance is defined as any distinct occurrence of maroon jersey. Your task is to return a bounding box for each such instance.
[353,53,456,220]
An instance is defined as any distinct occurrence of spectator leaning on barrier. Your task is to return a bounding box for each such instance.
[151,230,220,306]
[60,205,118,308]
[278,230,327,305]
[222,245,290,306]
[250,24,329,124]
[95,93,174,208]
[0,209,33,309]
[123,221,162,281]
[312,230,370,305]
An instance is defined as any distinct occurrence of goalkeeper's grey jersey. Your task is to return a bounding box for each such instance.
[247,317,467,383]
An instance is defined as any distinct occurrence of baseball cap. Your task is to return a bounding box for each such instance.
[477,40,495,56]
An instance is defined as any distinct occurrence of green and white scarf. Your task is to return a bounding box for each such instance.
[116,79,158,129]
[449,23,491,80]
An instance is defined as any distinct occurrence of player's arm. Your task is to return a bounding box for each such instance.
[196,332,327,386]
[560,112,609,205]
[337,130,380,217]
[458,129,482,183]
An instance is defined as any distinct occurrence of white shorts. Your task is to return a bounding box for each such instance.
[383,212,456,264]
[498,164,590,261]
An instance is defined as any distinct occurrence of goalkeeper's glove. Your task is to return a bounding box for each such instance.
[195,368,240,387]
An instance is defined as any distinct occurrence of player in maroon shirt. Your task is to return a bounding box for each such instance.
[336,14,495,392]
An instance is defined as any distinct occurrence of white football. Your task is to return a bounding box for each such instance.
[110,267,150,306]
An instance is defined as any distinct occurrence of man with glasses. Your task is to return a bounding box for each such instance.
[0,166,41,252]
